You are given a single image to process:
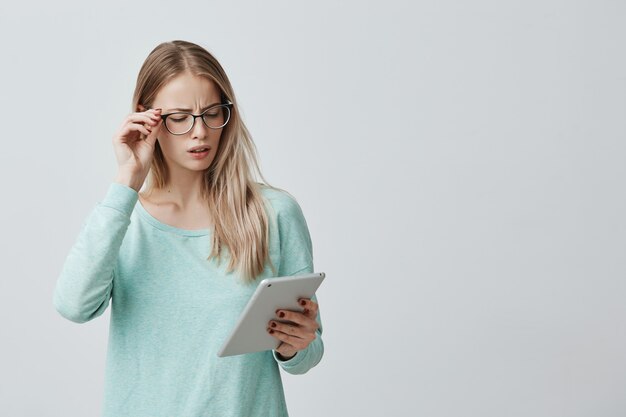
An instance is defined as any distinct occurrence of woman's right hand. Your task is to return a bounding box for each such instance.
[112,107,162,188]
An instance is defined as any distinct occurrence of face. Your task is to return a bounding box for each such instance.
[144,72,225,172]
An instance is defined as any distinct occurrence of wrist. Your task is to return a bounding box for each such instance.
[114,173,143,192]
[276,351,297,361]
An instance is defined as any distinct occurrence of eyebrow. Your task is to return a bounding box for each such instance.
[165,102,221,112]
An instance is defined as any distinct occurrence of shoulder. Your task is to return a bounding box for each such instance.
[257,184,305,220]
[256,184,314,275]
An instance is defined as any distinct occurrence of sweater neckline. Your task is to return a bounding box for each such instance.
[135,199,211,237]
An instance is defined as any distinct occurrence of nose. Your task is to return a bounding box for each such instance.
[190,115,209,139]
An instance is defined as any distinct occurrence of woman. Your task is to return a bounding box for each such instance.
[53,40,324,417]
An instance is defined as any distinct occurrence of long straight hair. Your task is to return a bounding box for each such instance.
[131,40,292,284]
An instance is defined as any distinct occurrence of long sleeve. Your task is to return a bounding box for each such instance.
[53,182,138,324]
[271,196,324,374]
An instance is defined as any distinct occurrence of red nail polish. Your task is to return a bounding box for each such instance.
[279,312,285,318]
[271,322,276,328]
[299,300,306,306]
[269,329,274,334]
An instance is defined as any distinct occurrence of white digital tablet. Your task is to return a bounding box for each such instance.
[217,272,326,357]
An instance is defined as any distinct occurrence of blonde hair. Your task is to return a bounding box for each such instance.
[131,40,293,284]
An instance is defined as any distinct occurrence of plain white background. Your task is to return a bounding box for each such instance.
[1,1,624,416]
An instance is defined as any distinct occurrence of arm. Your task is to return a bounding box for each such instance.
[270,195,324,374]
[53,181,138,323]
[272,286,324,375]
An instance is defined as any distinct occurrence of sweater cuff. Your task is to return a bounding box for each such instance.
[273,348,307,368]
[101,182,139,216]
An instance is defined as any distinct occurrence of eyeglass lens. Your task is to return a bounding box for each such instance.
[165,105,231,134]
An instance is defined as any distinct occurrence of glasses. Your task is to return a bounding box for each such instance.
[148,102,234,135]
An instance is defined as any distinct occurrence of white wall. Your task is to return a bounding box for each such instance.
[1,1,624,416]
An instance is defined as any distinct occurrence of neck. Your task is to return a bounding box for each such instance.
[157,169,206,210]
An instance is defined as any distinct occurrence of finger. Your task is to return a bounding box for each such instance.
[269,320,308,338]
[298,298,319,319]
[128,111,161,126]
[275,309,317,330]
[276,348,298,359]
[268,328,307,350]
[145,109,162,123]
[144,119,162,146]
[143,117,161,134]
[128,113,157,126]
[123,122,151,138]
[274,342,298,359]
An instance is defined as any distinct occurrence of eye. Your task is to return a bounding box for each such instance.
[170,114,190,123]
[203,108,222,117]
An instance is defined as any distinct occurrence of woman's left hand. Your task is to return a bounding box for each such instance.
[268,298,319,360]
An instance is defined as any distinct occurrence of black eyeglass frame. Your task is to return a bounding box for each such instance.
[147,101,234,135]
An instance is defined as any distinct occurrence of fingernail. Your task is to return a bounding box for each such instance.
[299,299,306,306]
[279,312,285,318]
[270,322,276,328]
[268,329,274,334]
[303,308,309,314]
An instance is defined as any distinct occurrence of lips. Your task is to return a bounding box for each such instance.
[188,146,210,152]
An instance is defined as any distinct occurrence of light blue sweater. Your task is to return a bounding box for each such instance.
[53,182,324,417]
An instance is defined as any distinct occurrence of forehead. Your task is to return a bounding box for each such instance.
[154,73,221,109]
